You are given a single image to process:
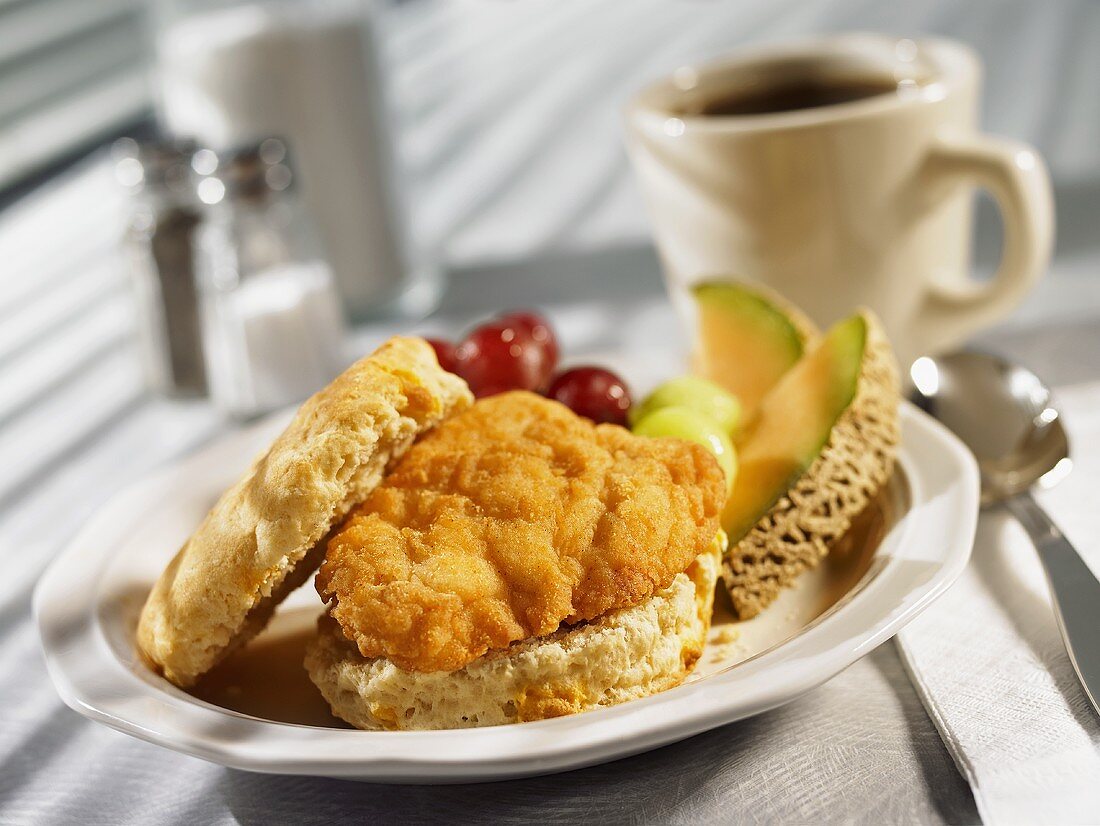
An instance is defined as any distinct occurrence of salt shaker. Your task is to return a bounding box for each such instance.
[192,139,347,419]
[114,137,207,397]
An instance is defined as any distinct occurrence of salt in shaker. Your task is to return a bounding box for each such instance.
[192,138,347,418]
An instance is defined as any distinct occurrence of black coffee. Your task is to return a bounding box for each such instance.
[695,77,903,116]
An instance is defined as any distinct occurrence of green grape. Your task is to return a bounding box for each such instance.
[629,376,742,436]
[632,406,738,494]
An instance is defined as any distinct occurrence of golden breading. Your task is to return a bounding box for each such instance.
[316,391,725,673]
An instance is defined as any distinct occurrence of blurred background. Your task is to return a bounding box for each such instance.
[1,0,1098,582]
[3,0,1097,272]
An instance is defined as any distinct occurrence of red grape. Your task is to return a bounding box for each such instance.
[424,337,459,374]
[455,321,553,398]
[546,367,632,426]
[497,310,559,370]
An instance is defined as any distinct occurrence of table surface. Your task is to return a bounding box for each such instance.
[3,2,1100,822]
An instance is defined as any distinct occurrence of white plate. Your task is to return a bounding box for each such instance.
[35,402,978,783]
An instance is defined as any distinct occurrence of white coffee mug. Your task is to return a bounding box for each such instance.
[625,34,1053,368]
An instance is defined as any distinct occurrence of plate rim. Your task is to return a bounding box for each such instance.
[34,401,979,782]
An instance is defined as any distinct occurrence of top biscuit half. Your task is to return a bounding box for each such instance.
[137,336,473,687]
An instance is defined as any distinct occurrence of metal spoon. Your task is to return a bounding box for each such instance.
[909,350,1099,715]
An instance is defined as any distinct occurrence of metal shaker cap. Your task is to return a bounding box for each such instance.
[191,138,295,206]
[112,137,198,198]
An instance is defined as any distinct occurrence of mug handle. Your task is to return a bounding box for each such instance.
[915,130,1054,350]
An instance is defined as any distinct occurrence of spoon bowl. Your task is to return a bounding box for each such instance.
[909,351,1071,504]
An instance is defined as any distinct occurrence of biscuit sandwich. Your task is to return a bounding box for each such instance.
[305,391,726,730]
[136,336,725,729]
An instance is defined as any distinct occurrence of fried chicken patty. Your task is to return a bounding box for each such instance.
[316,391,726,673]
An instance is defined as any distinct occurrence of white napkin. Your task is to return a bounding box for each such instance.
[896,381,1100,825]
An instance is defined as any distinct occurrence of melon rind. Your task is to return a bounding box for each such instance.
[720,309,900,620]
[691,281,820,425]
[752,284,820,348]
[694,279,821,347]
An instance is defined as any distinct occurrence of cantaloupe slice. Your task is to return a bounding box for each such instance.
[720,310,900,620]
[691,281,818,422]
